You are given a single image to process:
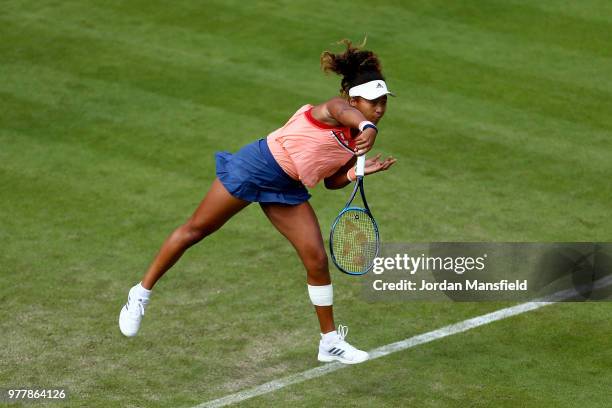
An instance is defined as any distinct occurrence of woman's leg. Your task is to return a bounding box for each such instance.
[141,178,250,289]
[260,202,335,334]
[260,202,369,364]
[120,178,249,337]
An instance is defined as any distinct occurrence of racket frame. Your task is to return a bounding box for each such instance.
[329,156,380,275]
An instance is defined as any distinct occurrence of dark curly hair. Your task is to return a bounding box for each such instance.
[320,38,385,97]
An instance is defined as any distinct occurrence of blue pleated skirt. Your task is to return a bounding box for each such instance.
[215,139,311,205]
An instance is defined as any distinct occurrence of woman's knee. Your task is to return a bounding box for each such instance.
[176,219,217,246]
[304,249,330,277]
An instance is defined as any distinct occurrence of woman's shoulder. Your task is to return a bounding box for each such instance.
[309,97,347,128]
[293,104,313,116]
[311,96,347,112]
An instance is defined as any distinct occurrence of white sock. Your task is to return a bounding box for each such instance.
[133,282,151,299]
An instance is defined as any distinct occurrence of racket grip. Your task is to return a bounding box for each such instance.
[356,155,366,177]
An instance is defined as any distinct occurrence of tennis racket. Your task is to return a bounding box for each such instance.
[329,155,380,275]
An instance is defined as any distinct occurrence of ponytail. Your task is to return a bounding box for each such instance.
[320,38,385,97]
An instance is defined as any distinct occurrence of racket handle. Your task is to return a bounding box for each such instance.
[356,155,366,177]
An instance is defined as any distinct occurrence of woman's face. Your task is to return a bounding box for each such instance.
[350,95,388,124]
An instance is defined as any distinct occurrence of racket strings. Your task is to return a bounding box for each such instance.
[331,209,378,273]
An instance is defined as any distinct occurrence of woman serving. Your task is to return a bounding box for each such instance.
[119,40,396,364]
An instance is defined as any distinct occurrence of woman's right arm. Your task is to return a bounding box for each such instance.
[313,98,377,155]
[321,97,367,128]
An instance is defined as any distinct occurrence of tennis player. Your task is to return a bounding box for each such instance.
[119,40,396,365]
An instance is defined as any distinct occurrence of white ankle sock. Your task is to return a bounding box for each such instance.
[134,282,151,299]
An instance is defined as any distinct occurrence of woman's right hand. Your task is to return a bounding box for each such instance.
[354,128,377,156]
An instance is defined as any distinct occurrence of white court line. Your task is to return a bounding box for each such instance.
[193,275,612,408]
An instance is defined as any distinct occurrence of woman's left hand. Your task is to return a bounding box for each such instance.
[364,153,397,175]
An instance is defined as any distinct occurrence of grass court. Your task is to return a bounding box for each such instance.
[1,1,611,407]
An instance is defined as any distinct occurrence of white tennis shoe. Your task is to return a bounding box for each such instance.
[119,284,150,337]
[318,325,369,364]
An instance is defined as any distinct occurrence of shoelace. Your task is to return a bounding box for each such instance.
[334,325,358,353]
[127,296,148,317]
[337,324,349,341]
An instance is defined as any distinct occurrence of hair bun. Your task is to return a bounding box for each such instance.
[320,39,384,96]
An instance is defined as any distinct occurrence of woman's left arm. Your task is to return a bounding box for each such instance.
[324,154,397,190]
[324,157,356,190]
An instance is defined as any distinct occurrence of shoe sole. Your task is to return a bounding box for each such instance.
[318,353,369,365]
